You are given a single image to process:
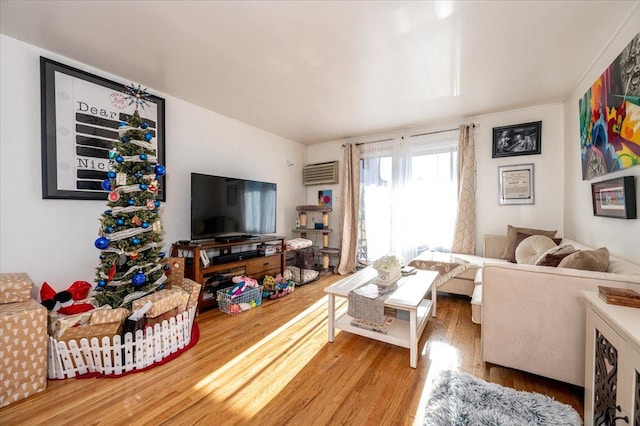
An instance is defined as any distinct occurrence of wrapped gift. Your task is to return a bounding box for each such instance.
[161,257,185,289]
[48,310,93,339]
[57,322,123,343]
[0,299,47,407]
[89,308,129,325]
[0,273,33,304]
[131,288,188,318]
[177,278,202,310]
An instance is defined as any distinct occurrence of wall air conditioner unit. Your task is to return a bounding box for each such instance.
[303,161,339,186]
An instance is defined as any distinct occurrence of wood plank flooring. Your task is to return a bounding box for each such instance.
[0,274,583,425]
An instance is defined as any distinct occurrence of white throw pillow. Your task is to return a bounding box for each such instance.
[515,235,558,265]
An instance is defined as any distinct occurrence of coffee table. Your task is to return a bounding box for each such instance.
[325,266,438,368]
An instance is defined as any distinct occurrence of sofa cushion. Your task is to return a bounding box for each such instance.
[534,245,577,267]
[502,225,557,262]
[558,247,609,272]
[515,235,558,265]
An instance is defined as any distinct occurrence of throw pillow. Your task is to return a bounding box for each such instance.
[557,247,609,272]
[535,244,577,267]
[501,225,558,262]
[515,235,558,265]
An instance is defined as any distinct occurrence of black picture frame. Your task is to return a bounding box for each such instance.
[591,176,637,219]
[40,57,166,200]
[492,121,541,158]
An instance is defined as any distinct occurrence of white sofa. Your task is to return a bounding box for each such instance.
[477,235,640,387]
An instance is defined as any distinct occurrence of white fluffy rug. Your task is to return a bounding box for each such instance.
[423,370,582,426]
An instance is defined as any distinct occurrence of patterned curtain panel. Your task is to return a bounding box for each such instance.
[336,143,361,275]
[451,124,476,254]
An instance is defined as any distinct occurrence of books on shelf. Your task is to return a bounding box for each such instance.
[350,315,394,334]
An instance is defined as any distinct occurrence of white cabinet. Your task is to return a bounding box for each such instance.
[583,291,640,426]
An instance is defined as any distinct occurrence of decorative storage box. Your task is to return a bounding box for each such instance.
[0,299,47,407]
[217,286,263,315]
[0,272,33,304]
[377,268,401,287]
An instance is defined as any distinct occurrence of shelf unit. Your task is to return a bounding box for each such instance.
[171,236,285,313]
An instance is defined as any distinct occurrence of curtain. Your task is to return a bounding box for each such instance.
[336,143,361,275]
[451,124,476,254]
[360,130,458,265]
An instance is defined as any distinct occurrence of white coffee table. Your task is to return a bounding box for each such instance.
[325,266,438,368]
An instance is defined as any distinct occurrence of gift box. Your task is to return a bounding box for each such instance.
[0,299,47,407]
[57,322,123,343]
[177,278,202,310]
[131,288,188,318]
[161,257,185,289]
[0,273,33,304]
[89,308,129,325]
[48,310,93,339]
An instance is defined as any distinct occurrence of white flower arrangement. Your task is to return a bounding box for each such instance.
[372,254,404,272]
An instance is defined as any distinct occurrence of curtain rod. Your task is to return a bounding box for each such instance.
[343,123,477,147]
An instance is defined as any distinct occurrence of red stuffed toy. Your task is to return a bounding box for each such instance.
[40,281,94,315]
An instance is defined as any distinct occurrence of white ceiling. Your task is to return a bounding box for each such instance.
[1,1,638,144]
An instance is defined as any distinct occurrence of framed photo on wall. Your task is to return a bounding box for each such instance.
[492,121,541,158]
[498,163,534,205]
[591,176,637,219]
[40,57,166,200]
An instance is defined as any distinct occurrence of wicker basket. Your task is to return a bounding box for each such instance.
[217,285,263,315]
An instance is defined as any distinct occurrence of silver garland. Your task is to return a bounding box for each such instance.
[100,241,159,256]
[107,225,153,242]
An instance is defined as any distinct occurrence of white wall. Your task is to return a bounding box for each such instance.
[563,10,640,264]
[0,35,307,293]
[306,102,566,256]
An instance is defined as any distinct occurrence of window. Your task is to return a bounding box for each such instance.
[358,130,458,265]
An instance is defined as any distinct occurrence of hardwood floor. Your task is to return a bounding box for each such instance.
[1,274,584,425]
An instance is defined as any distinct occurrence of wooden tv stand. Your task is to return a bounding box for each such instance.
[171,235,285,313]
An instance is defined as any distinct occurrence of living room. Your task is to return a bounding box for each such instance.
[1,1,639,425]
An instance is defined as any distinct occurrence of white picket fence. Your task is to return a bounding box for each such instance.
[48,306,196,379]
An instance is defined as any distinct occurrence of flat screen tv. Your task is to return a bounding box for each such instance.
[190,173,277,241]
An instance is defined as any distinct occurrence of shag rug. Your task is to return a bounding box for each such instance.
[423,370,582,426]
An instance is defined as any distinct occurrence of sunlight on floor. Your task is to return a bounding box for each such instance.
[413,340,460,425]
[193,295,332,420]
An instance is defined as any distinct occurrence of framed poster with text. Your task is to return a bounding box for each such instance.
[498,163,534,205]
[40,57,166,200]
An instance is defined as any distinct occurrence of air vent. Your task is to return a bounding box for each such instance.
[303,161,339,186]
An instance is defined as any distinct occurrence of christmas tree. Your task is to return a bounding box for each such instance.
[93,84,168,309]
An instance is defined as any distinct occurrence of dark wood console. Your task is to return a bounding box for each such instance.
[171,236,285,313]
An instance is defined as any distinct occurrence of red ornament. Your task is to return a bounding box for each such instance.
[131,215,142,226]
[108,262,116,281]
[129,252,139,260]
[108,191,120,202]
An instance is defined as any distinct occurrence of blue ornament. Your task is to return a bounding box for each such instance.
[132,237,141,245]
[139,183,148,191]
[141,122,149,129]
[154,200,161,207]
[132,271,147,286]
[127,199,135,206]
[98,280,107,287]
[101,179,111,191]
[154,165,166,177]
[163,264,170,271]
[107,171,116,179]
[116,156,124,163]
[119,121,127,128]
[139,153,147,161]
[116,218,125,226]
[144,132,152,141]
[104,209,112,216]
[94,237,110,249]
[105,226,113,233]
[99,254,106,260]
[134,172,143,180]
[121,135,130,143]
[158,252,166,258]
[108,150,117,159]
[141,222,149,228]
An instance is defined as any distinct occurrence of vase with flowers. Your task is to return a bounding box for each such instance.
[372,254,404,286]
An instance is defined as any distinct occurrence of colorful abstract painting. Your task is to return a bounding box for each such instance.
[579,33,640,180]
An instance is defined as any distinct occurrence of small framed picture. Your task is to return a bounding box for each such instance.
[492,121,541,158]
[498,164,534,205]
[591,176,637,219]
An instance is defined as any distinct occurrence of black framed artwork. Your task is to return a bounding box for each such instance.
[591,176,637,219]
[40,57,166,200]
[492,121,541,158]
